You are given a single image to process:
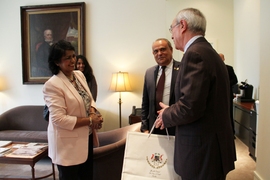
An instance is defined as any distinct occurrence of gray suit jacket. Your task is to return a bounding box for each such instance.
[141,60,181,135]
[162,37,236,179]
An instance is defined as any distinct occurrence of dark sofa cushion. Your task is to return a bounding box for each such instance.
[0,130,47,143]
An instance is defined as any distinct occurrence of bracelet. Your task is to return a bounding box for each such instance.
[89,117,92,126]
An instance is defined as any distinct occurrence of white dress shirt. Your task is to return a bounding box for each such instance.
[156,59,173,105]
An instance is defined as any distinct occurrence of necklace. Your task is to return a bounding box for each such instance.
[68,73,79,90]
[67,73,75,83]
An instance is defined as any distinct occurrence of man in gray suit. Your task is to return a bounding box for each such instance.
[141,38,180,135]
[155,8,236,179]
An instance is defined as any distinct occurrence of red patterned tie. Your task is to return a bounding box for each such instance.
[156,66,166,111]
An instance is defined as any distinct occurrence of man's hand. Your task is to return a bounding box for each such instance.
[155,102,169,130]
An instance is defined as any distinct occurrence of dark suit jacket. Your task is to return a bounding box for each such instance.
[225,64,238,135]
[162,37,236,179]
[141,60,181,135]
[226,64,238,100]
[36,41,53,77]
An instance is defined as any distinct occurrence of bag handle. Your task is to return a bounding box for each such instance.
[148,118,170,140]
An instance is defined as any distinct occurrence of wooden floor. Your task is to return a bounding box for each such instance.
[0,137,256,180]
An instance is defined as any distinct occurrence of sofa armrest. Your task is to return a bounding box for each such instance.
[93,138,126,159]
[93,123,140,159]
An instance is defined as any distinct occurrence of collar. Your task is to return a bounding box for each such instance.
[184,35,203,52]
[158,59,173,70]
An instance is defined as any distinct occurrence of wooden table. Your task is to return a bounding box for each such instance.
[129,114,141,124]
[0,142,55,180]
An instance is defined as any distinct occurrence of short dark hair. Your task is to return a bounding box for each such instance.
[155,38,173,50]
[48,40,75,75]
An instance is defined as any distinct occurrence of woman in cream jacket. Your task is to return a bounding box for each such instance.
[43,40,103,180]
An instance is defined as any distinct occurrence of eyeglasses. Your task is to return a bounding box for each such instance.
[169,23,180,33]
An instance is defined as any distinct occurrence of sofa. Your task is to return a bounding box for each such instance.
[0,105,141,179]
[93,122,141,180]
[0,105,48,143]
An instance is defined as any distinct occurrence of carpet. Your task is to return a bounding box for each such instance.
[0,137,256,180]
[0,157,58,180]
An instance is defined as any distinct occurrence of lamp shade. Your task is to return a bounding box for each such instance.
[110,71,132,92]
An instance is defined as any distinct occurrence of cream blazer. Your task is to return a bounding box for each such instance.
[43,70,96,166]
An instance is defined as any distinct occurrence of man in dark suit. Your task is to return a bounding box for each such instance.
[35,29,54,77]
[155,8,236,179]
[141,38,181,135]
[219,53,238,137]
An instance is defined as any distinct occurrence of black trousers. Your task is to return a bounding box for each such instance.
[230,99,235,135]
[57,134,93,180]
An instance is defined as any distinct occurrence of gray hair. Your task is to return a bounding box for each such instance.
[176,8,206,36]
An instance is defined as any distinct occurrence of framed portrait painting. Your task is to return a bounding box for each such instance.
[21,2,85,84]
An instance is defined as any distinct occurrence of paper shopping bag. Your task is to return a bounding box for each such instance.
[121,131,181,180]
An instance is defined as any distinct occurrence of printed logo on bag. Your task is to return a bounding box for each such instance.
[146,153,167,169]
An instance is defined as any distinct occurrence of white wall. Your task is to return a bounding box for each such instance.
[0,0,234,131]
[254,0,270,179]
[0,0,168,131]
[235,0,270,179]
[2,0,270,179]
[234,0,260,100]
[84,0,168,130]
[167,0,234,64]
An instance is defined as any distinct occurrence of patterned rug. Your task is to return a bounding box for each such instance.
[0,157,58,180]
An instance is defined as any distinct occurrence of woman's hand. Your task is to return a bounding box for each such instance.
[90,113,103,129]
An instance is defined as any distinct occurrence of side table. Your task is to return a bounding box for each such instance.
[0,142,55,180]
[129,114,141,124]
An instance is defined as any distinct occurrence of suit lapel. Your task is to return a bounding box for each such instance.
[170,60,180,104]
[57,71,84,107]
[152,65,159,102]
[154,65,159,83]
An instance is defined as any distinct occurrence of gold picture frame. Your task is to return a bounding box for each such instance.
[20,2,85,84]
